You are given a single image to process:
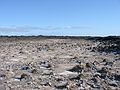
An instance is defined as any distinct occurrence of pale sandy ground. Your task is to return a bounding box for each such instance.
[0,36,120,90]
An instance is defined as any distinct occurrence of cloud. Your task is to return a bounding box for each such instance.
[0,25,91,33]
[0,26,28,33]
[27,25,91,30]
[63,25,91,29]
[23,26,61,31]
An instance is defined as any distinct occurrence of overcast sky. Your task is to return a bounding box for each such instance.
[0,0,120,36]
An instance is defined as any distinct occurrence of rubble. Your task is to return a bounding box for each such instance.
[0,36,119,90]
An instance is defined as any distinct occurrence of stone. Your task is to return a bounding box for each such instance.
[94,72,101,77]
[105,61,114,67]
[40,80,50,86]
[59,71,78,76]
[55,81,68,89]
[31,69,39,74]
[91,77,98,83]
[40,61,51,68]
[0,74,6,80]
[91,84,100,89]
[114,74,120,81]
[19,73,32,81]
[55,76,64,81]
[67,65,83,73]
[75,60,81,64]
[21,66,30,70]
[69,74,80,80]
[76,80,83,86]
[42,70,53,75]
[97,67,108,74]
[85,62,92,68]
[109,81,118,87]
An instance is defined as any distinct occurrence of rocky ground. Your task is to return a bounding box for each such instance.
[0,36,120,90]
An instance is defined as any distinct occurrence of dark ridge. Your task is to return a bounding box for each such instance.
[91,36,120,54]
[0,35,93,43]
[0,35,93,39]
[0,35,96,42]
[0,35,119,45]
[0,35,119,39]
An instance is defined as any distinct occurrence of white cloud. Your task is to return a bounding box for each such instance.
[0,25,91,33]
[63,25,91,29]
[0,26,27,32]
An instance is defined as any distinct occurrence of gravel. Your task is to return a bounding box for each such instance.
[0,36,119,90]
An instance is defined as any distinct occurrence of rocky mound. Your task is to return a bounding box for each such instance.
[92,36,120,54]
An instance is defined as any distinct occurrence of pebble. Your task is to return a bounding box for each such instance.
[67,65,83,73]
[114,74,120,81]
[40,80,50,86]
[109,81,118,87]
[14,73,32,82]
[68,74,80,80]
[42,70,53,75]
[21,66,30,70]
[55,81,68,89]
[0,74,6,80]
[40,61,51,68]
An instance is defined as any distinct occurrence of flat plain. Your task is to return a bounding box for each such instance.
[0,36,120,90]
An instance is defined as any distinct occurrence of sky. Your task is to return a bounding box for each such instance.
[0,0,120,36]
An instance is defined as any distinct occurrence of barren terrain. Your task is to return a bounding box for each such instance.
[0,36,120,90]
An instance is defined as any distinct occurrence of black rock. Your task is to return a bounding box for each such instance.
[86,63,92,68]
[40,61,51,68]
[20,73,32,81]
[76,80,83,86]
[114,74,120,81]
[91,77,97,83]
[75,60,81,64]
[91,84,100,89]
[103,59,107,62]
[31,69,38,74]
[21,66,30,70]
[69,74,80,80]
[97,67,108,74]
[100,74,108,79]
[105,61,114,67]
[109,81,118,87]
[67,65,83,73]
[55,81,68,89]
[0,74,6,80]
[40,80,50,86]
